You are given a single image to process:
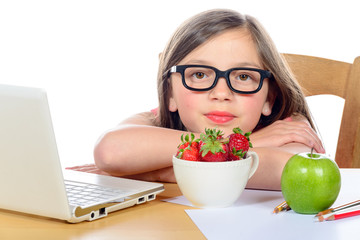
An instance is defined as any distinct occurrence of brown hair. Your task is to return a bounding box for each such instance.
[156,9,313,131]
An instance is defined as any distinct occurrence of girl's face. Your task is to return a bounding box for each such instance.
[168,28,273,135]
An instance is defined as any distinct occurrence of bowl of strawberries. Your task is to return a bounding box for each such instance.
[172,127,259,208]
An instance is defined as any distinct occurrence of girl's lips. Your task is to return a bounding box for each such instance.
[205,111,235,124]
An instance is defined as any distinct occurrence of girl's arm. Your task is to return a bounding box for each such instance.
[245,145,309,190]
[246,115,325,190]
[250,115,325,154]
[94,112,188,182]
[94,112,324,190]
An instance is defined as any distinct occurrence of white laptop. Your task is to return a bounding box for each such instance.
[0,84,164,223]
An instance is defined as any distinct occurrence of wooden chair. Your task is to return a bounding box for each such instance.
[283,53,360,168]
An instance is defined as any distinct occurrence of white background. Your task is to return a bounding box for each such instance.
[1,0,359,168]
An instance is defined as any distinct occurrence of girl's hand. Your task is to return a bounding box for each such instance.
[250,116,325,153]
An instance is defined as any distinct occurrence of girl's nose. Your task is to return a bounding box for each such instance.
[208,77,233,101]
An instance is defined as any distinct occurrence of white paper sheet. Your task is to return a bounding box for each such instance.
[164,169,360,240]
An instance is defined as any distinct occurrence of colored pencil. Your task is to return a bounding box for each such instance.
[315,199,360,217]
[318,209,360,222]
[273,201,290,214]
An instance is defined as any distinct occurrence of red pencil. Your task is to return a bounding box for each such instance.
[322,209,360,221]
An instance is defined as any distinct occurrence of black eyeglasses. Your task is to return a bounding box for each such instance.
[169,65,272,94]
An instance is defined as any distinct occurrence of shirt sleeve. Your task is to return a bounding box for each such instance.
[150,107,158,116]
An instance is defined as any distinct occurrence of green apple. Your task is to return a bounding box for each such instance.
[281,152,341,214]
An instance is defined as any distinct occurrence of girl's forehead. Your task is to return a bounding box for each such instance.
[178,28,263,69]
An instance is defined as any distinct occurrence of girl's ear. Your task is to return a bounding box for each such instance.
[262,101,272,116]
[168,97,178,112]
[262,90,276,116]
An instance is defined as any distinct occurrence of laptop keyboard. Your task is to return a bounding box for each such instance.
[65,180,126,207]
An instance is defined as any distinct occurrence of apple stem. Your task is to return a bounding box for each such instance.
[311,147,314,158]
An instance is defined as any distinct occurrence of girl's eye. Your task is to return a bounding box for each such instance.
[194,72,206,79]
[238,74,250,81]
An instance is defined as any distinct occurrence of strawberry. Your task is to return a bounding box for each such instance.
[176,133,200,161]
[199,128,229,162]
[228,127,252,160]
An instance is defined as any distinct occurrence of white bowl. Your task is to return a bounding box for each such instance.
[172,151,259,208]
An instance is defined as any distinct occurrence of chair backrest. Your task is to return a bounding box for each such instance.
[283,53,360,168]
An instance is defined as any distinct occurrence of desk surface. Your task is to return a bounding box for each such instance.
[0,183,206,240]
[3,169,359,240]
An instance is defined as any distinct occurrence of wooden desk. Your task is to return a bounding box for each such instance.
[0,183,206,240]
[4,169,359,240]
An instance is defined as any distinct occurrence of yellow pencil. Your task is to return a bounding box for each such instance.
[273,201,290,214]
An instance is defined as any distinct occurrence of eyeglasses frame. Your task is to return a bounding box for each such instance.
[169,64,272,94]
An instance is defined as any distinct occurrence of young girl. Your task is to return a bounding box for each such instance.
[93,9,324,190]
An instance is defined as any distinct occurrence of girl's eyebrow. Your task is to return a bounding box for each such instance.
[236,62,263,69]
[180,60,209,65]
[181,60,263,69]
